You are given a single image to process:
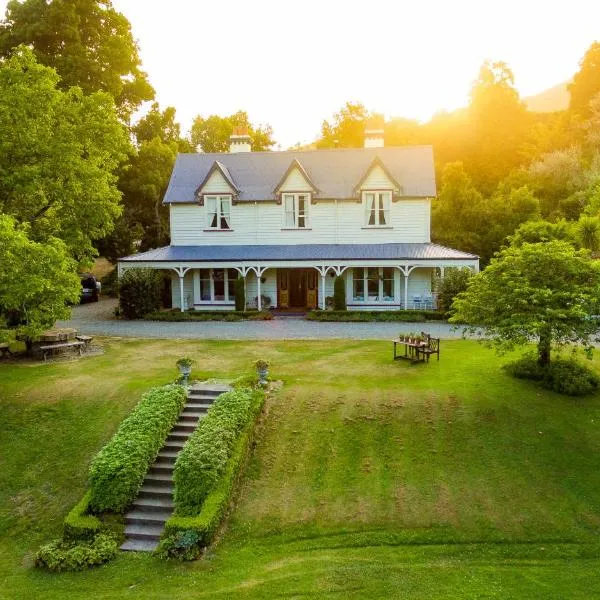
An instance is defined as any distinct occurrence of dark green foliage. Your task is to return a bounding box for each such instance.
[235,277,246,311]
[63,491,102,542]
[434,268,473,313]
[35,533,117,572]
[173,388,262,516]
[160,389,265,559]
[505,354,600,396]
[118,268,162,319]
[306,310,445,322]
[333,276,347,311]
[143,310,273,322]
[89,384,187,512]
[100,268,119,298]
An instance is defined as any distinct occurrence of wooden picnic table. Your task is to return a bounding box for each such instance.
[392,335,440,363]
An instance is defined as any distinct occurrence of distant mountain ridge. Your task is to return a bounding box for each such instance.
[524,81,571,113]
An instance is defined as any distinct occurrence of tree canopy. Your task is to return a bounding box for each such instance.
[0,47,131,265]
[132,102,194,151]
[451,240,600,366]
[569,42,600,118]
[0,0,154,119]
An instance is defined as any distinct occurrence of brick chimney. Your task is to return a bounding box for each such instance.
[229,126,252,153]
[364,116,385,148]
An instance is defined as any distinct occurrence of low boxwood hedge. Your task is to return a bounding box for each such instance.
[306,310,446,322]
[144,310,273,322]
[159,388,265,559]
[89,384,187,512]
[63,490,103,541]
[36,533,118,572]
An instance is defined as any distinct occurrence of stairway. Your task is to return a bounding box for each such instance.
[120,384,230,552]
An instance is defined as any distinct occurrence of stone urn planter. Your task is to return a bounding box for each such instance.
[254,359,270,386]
[176,357,193,386]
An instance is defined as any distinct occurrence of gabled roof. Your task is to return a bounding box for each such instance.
[353,156,403,194]
[164,146,436,204]
[273,158,319,194]
[194,160,240,197]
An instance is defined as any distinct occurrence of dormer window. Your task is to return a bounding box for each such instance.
[363,191,391,227]
[283,193,310,229]
[205,195,232,230]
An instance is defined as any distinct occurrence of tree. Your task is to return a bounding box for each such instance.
[118,268,162,319]
[569,42,600,118]
[132,102,194,152]
[434,268,472,313]
[333,276,346,311]
[190,110,274,153]
[508,219,575,247]
[317,102,371,148]
[0,215,81,342]
[0,47,131,264]
[451,241,600,366]
[0,0,154,119]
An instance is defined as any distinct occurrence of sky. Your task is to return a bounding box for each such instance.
[2,0,600,149]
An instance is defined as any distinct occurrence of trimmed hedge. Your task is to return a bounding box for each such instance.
[159,388,265,559]
[36,533,118,572]
[89,384,187,512]
[333,276,346,311]
[306,310,446,322]
[119,268,162,319]
[144,310,273,322]
[63,491,103,541]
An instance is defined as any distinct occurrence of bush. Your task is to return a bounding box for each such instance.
[119,268,162,319]
[434,268,473,313]
[306,310,445,322]
[143,310,273,322]
[89,384,187,512]
[505,354,600,396]
[234,277,245,311]
[173,388,261,516]
[63,491,103,541]
[35,534,118,572]
[333,276,346,311]
[100,268,119,298]
[159,389,265,559]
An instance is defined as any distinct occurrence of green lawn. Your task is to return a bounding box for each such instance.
[2,338,600,598]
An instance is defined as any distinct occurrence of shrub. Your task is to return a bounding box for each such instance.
[100,268,119,297]
[306,310,445,322]
[89,384,187,512]
[119,268,162,319]
[159,390,265,559]
[173,389,259,515]
[234,277,245,311]
[434,268,473,313]
[333,276,346,311]
[505,354,600,396]
[143,310,272,322]
[35,534,118,572]
[63,491,103,541]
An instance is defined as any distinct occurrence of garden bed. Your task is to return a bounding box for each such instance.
[144,310,273,322]
[306,310,446,322]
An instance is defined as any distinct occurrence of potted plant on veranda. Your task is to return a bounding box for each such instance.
[176,357,194,385]
[254,359,270,385]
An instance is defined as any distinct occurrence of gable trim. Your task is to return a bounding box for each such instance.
[273,158,319,196]
[195,160,240,204]
[353,156,403,196]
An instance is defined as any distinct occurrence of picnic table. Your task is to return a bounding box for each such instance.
[392,334,440,363]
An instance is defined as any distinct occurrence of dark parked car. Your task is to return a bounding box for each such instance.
[80,274,101,303]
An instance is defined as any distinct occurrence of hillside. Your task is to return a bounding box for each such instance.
[524,81,571,112]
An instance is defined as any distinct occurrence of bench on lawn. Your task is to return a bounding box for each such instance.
[0,343,12,358]
[39,341,85,361]
[76,334,93,348]
[415,335,440,362]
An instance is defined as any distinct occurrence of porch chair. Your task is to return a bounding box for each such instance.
[412,295,422,310]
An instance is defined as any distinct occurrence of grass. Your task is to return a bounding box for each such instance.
[2,338,600,598]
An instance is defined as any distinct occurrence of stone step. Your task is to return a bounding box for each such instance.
[179,412,204,421]
[172,423,196,433]
[139,484,173,498]
[125,523,164,540]
[144,472,173,486]
[189,385,229,395]
[132,496,175,510]
[157,450,179,460]
[121,538,158,552]
[125,509,172,525]
[184,402,212,410]
[167,431,191,442]
[163,439,186,449]
[149,462,175,475]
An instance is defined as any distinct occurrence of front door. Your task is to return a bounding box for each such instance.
[289,270,307,308]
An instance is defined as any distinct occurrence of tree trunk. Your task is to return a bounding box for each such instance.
[538,327,552,367]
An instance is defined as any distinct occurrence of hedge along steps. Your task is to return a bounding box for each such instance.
[121,385,230,552]
[159,387,265,559]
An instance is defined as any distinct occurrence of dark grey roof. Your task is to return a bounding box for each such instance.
[120,243,477,263]
[164,146,436,204]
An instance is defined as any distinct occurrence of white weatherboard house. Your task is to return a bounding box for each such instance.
[118,125,479,312]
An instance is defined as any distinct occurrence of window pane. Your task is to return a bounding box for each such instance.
[365,193,375,226]
[220,197,231,229]
[213,269,225,301]
[298,195,307,228]
[206,197,218,228]
[367,267,379,300]
[227,269,237,301]
[200,268,211,301]
[378,193,387,226]
[284,195,295,227]
[353,268,364,301]
[382,268,394,301]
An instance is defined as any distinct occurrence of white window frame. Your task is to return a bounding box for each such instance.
[281,193,310,229]
[362,191,391,227]
[352,267,395,303]
[205,195,232,230]
[196,268,237,304]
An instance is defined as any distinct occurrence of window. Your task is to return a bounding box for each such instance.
[352,267,395,303]
[205,195,231,230]
[363,191,391,227]
[199,269,211,301]
[195,268,238,303]
[282,193,309,228]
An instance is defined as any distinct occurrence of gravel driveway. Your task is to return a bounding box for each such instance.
[57,297,478,340]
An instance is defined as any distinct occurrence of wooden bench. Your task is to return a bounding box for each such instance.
[76,335,93,349]
[416,336,440,362]
[0,343,12,358]
[39,341,85,361]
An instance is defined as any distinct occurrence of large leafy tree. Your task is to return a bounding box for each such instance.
[190,110,274,153]
[133,102,194,151]
[451,241,600,366]
[317,101,371,148]
[0,0,154,119]
[0,215,81,342]
[569,42,600,118]
[0,47,131,264]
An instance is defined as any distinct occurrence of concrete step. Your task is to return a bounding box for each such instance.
[125,509,172,525]
[149,462,175,475]
[121,538,158,552]
[179,412,204,421]
[184,402,212,410]
[139,484,173,498]
[144,472,173,486]
[125,523,164,540]
[132,496,174,510]
[167,431,191,442]
[189,385,229,395]
[157,450,179,460]
[172,423,196,433]
[163,439,186,449]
